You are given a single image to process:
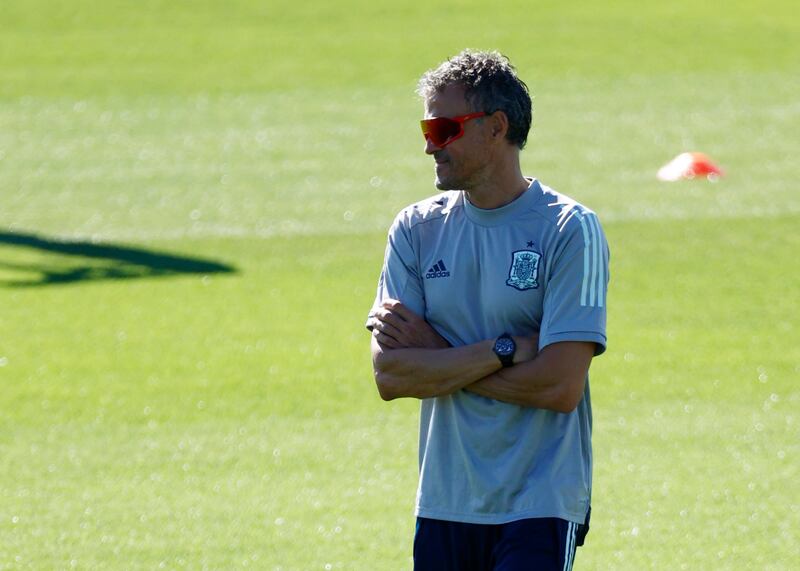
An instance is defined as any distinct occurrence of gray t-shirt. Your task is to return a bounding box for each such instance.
[367,179,609,525]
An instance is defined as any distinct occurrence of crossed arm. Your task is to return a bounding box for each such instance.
[368,299,595,413]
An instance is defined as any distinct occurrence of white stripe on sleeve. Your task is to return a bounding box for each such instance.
[577,215,592,307]
[587,214,599,307]
[588,213,605,308]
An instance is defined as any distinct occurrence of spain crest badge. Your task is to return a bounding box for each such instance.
[506,250,541,290]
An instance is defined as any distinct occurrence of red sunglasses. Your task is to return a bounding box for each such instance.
[420,112,487,148]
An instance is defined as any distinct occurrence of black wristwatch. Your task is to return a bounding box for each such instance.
[492,333,516,368]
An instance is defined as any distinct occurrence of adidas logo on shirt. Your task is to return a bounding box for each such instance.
[425,259,450,279]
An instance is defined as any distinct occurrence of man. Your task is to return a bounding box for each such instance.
[366,50,609,570]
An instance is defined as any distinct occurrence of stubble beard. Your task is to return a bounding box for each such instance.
[433,161,464,191]
[434,176,456,190]
[434,164,482,192]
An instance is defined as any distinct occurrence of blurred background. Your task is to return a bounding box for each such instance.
[1,1,798,568]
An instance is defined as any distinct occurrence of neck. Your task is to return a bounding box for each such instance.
[464,152,529,209]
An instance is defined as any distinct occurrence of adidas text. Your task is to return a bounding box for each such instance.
[425,259,450,279]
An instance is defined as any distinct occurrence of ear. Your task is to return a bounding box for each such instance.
[488,110,510,143]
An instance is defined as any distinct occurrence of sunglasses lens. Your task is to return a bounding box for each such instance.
[421,117,460,147]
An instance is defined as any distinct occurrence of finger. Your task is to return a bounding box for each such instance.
[368,315,393,332]
[380,298,409,321]
[374,307,406,328]
[372,318,409,344]
[372,322,400,342]
[382,299,419,322]
[373,328,402,349]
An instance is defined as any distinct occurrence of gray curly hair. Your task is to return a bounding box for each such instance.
[417,49,533,149]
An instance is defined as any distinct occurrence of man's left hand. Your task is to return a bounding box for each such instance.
[368,299,450,350]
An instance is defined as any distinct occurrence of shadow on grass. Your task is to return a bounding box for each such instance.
[0,229,236,287]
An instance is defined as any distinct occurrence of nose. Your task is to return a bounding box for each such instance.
[424,136,441,155]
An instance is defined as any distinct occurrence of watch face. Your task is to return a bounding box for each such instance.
[495,338,514,355]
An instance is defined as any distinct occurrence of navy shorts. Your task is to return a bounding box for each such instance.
[413,510,590,571]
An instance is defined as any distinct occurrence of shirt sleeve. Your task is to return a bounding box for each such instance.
[539,210,610,355]
[365,212,426,330]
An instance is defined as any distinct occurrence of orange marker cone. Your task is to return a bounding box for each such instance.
[657,152,724,181]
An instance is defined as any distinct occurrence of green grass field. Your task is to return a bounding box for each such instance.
[1,1,798,569]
